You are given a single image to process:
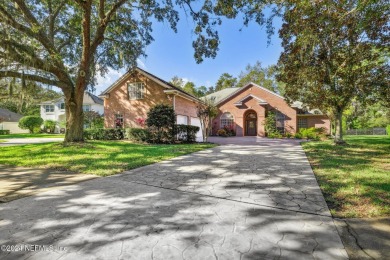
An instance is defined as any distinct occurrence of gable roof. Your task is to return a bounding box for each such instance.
[99,67,200,102]
[85,92,103,105]
[0,108,23,122]
[233,94,268,106]
[204,83,284,106]
[41,92,103,105]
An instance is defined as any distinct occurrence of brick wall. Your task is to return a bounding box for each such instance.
[304,115,331,134]
[174,95,199,124]
[212,84,298,136]
[104,71,172,128]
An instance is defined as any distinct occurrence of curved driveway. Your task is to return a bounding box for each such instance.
[0,137,347,259]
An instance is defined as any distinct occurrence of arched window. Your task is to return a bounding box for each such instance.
[221,112,234,128]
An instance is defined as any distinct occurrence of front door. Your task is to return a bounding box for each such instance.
[245,112,257,136]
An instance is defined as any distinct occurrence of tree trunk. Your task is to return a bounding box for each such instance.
[64,88,84,142]
[334,109,346,145]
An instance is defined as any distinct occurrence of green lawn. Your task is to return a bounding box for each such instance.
[0,141,215,176]
[302,135,390,218]
[0,133,65,139]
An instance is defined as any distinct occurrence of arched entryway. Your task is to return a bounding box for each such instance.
[244,110,257,136]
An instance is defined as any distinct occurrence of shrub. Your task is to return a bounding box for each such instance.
[297,127,325,140]
[263,111,280,137]
[223,125,236,136]
[84,128,124,140]
[146,104,176,143]
[0,130,10,135]
[217,129,228,137]
[387,125,390,137]
[18,116,43,133]
[125,128,150,142]
[43,120,57,133]
[294,132,303,139]
[84,111,104,129]
[176,124,200,143]
[268,132,283,138]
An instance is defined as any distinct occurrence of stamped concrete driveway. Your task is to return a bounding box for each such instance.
[0,137,347,259]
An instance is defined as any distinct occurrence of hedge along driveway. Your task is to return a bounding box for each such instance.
[0,141,216,176]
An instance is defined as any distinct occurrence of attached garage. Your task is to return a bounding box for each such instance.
[190,117,203,142]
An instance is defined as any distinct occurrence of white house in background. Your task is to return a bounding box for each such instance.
[0,108,29,134]
[40,92,104,132]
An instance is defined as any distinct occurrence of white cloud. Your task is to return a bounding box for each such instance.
[137,58,147,69]
[94,68,125,94]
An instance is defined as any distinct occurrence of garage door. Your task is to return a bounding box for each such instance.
[190,117,203,142]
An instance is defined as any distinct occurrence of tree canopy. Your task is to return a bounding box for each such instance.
[0,0,273,142]
[277,0,389,144]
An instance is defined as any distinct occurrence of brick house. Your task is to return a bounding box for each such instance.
[99,67,202,138]
[204,83,330,136]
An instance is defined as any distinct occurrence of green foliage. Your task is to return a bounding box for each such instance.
[295,127,327,140]
[0,130,10,135]
[84,111,104,129]
[263,112,278,137]
[84,128,124,140]
[43,120,57,133]
[197,97,218,142]
[237,62,284,94]
[387,125,390,137]
[18,116,43,133]
[125,128,150,142]
[268,132,283,139]
[176,124,200,143]
[215,73,237,91]
[278,1,389,144]
[146,104,176,143]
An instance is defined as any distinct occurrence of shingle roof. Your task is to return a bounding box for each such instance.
[86,92,103,105]
[0,108,23,122]
[99,67,200,102]
[203,88,239,104]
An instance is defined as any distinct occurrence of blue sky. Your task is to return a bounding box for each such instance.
[95,11,283,94]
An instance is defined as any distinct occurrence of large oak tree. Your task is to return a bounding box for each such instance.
[0,0,271,142]
[277,0,389,144]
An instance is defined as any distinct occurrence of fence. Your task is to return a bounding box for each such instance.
[345,127,387,135]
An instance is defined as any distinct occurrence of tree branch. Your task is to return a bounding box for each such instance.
[0,71,67,88]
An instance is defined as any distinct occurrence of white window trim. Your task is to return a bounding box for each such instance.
[220,112,234,128]
[128,82,145,100]
[44,105,55,113]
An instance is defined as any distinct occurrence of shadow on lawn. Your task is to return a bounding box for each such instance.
[0,142,348,259]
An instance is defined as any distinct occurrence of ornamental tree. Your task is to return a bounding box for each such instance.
[18,116,43,133]
[0,0,273,143]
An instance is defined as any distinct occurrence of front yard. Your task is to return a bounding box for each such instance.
[0,141,215,176]
[302,135,390,218]
[0,133,65,139]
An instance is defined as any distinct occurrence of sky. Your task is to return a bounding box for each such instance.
[95,10,283,95]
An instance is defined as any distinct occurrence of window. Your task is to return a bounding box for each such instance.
[128,82,145,100]
[83,105,91,112]
[115,114,124,128]
[60,103,65,110]
[44,105,54,113]
[275,111,285,133]
[298,118,308,129]
[220,112,234,128]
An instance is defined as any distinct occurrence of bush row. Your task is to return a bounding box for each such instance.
[85,125,200,143]
[0,130,10,135]
[84,128,124,140]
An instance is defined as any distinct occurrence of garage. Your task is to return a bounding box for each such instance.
[190,117,203,142]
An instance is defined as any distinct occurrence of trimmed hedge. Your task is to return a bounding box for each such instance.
[125,128,150,142]
[0,130,10,135]
[176,124,200,143]
[84,128,124,140]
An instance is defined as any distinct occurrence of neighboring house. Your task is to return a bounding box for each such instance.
[99,67,203,139]
[204,83,330,136]
[40,92,104,133]
[0,108,29,134]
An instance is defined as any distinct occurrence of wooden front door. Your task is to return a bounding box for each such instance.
[245,112,257,136]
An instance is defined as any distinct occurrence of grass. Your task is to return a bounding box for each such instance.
[0,141,216,176]
[0,133,65,139]
[302,135,390,218]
